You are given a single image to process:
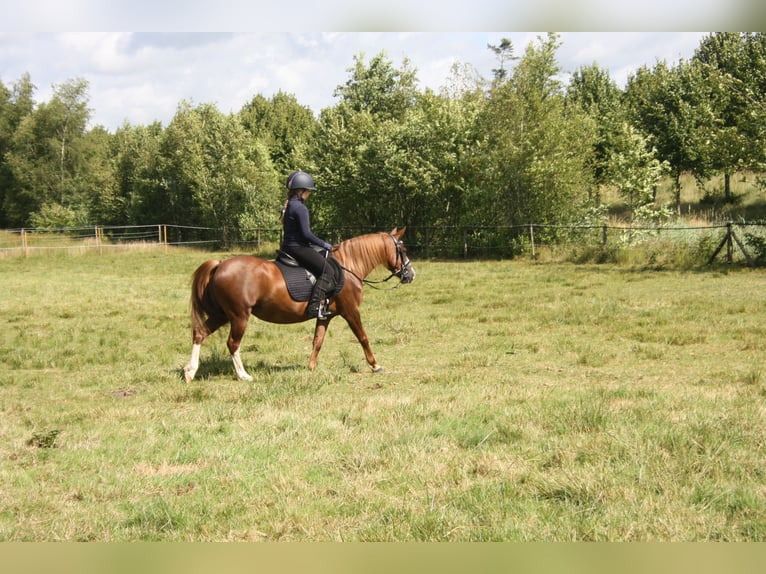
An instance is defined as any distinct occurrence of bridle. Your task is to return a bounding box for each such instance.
[388,233,413,284]
[340,233,413,290]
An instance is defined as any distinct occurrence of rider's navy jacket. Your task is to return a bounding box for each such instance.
[282,196,332,251]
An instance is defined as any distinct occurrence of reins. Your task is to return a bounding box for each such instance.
[340,265,402,290]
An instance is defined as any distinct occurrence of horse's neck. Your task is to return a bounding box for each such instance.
[336,234,387,279]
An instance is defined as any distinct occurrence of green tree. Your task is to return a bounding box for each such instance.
[312,51,485,242]
[694,32,766,199]
[432,63,487,229]
[51,78,91,197]
[607,123,670,219]
[332,51,419,120]
[238,91,317,177]
[567,63,673,215]
[566,63,626,195]
[741,33,766,175]
[345,89,477,230]
[474,33,596,236]
[159,101,280,238]
[624,59,717,214]
[0,73,36,227]
[78,125,120,225]
[4,78,92,226]
[110,121,164,225]
[487,37,518,82]
[312,51,424,232]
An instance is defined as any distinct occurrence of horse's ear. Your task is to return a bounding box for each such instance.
[391,226,406,238]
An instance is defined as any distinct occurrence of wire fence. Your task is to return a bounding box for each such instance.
[0,224,226,257]
[2,222,765,265]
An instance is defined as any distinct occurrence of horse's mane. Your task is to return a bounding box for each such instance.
[334,232,389,279]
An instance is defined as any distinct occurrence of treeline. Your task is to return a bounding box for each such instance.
[1,33,765,243]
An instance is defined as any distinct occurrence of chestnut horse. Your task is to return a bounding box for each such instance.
[183,227,414,382]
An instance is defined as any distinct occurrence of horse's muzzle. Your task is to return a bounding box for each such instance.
[398,261,415,284]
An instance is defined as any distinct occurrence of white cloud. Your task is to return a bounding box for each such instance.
[556,32,708,87]
[0,32,713,130]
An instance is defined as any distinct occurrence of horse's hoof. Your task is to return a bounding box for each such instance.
[372,366,385,373]
[183,368,193,383]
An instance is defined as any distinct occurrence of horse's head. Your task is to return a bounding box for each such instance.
[388,227,415,284]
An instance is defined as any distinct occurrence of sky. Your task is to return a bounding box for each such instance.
[1,0,762,132]
[0,32,714,132]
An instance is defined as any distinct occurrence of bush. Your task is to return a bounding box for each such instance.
[744,231,766,265]
[29,203,88,229]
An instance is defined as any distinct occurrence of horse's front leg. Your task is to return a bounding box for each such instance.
[343,310,384,373]
[308,318,330,370]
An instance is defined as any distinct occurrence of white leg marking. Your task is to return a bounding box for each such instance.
[232,350,253,382]
[183,343,201,382]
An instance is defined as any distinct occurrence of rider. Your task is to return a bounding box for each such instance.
[280,170,335,319]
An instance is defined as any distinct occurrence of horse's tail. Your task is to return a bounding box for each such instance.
[190,259,221,335]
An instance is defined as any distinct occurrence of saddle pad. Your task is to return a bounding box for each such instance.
[274,260,315,301]
[274,258,346,302]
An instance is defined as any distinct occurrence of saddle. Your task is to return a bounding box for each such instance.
[274,249,345,302]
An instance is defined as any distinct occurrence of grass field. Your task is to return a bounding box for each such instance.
[1,248,765,541]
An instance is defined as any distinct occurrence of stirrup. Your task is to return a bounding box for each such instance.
[306,299,332,319]
[317,299,333,319]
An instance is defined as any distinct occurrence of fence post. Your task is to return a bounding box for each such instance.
[529,224,536,259]
[707,221,755,266]
[602,225,608,247]
[463,228,468,259]
[95,226,102,255]
[21,228,28,258]
[727,222,733,263]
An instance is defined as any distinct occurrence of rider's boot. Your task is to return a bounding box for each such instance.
[306,273,334,319]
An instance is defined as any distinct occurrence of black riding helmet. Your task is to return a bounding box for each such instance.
[286,170,316,191]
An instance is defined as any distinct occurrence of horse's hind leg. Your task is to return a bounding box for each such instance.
[183,315,227,383]
[183,344,203,383]
[227,314,253,381]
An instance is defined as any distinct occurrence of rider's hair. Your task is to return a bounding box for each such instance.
[280,189,301,223]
